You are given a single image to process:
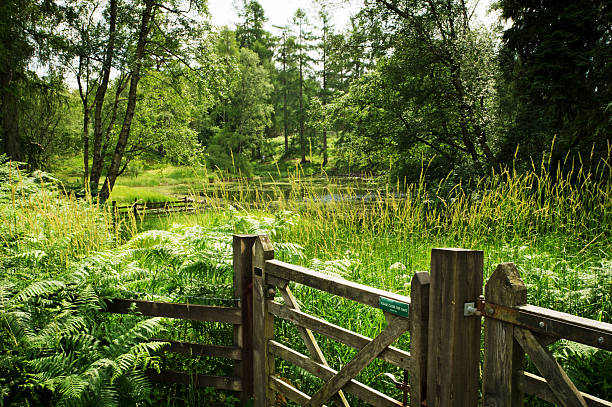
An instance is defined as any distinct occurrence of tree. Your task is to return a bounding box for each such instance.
[125,68,203,167]
[272,25,299,155]
[20,76,81,170]
[0,0,70,164]
[206,29,273,173]
[334,0,501,176]
[69,0,207,200]
[498,0,612,169]
[318,8,333,166]
[292,9,315,163]
[236,0,274,63]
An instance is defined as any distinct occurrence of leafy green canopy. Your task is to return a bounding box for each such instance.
[498,0,612,169]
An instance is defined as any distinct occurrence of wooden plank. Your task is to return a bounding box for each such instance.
[233,234,257,404]
[104,298,241,324]
[265,259,411,310]
[268,300,410,370]
[252,235,276,407]
[517,305,612,351]
[427,248,483,407]
[409,271,430,407]
[270,375,311,406]
[484,302,612,351]
[277,285,350,407]
[514,327,587,407]
[517,371,612,407]
[269,340,402,407]
[152,339,241,360]
[147,369,242,391]
[307,313,411,407]
[483,262,527,407]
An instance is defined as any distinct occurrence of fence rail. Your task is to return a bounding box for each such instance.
[111,197,201,217]
[99,234,611,406]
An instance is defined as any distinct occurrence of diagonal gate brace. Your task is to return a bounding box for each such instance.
[277,284,350,407]
[307,313,411,407]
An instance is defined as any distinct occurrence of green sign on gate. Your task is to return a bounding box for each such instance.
[379,297,409,318]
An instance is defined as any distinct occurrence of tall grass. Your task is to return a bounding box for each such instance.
[2,149,611,406]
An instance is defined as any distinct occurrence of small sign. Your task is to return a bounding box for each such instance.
[379,297,409,318]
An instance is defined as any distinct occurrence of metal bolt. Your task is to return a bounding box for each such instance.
[539,321,545,328]
[598,337,604,344]
[267,288,276,296]
[487,307,494,315]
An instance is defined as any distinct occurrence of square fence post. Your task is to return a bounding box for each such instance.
[233,235,258,404]
[252,235,275,407]
[410,271,430,407]
[427,248,483,407]
[482,263,527,407]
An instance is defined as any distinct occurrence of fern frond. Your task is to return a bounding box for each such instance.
[11,280,65,305]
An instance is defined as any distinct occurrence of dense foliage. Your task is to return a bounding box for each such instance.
[0,0,611,405]
[2,0,608,187]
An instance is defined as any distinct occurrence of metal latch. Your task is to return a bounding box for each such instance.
[384,371,410,407]
[464,295,485,316]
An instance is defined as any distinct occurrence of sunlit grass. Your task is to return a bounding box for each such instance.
[4,147,612,405]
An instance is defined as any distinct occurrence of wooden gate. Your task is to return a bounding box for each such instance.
[102,234,612,406]
[248,235,612,407]
[249,236,485,407]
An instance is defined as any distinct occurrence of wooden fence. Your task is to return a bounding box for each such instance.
[102,236,257,405]
[103,234,612,407]
[112,197,196,216]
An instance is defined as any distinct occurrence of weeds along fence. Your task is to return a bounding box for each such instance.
[103,235,612,407]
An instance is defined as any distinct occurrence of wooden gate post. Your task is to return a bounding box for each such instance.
[252,235,275,407]
[233,235,258,404]
[410,271,430,407]
[482,263,527,407]
[427,248,483,407]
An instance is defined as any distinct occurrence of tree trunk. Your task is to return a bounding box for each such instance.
[323,131,328,166]
[89,0,117,194]
[322,24,328,167]
[99,0,153,201]
[0,69,22,162]
[283,43,288,154]
[82,107,89,184]
[449,61,481,168]
[299,51,306,163]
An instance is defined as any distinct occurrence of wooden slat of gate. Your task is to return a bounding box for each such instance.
[269,375,312,405]
[265,259,411,309]
[104,298,241,324]
[268,300,410,370]
[307,313,411,407]
[147,370,241,391]
[151,339,241,359]
[514,327,587,407]
[276,284,350,407]
[269,340,402,407]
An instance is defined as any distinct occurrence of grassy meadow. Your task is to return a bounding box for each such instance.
[1,153,611,406]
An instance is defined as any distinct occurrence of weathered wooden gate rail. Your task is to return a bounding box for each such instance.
[102,234,612,407]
